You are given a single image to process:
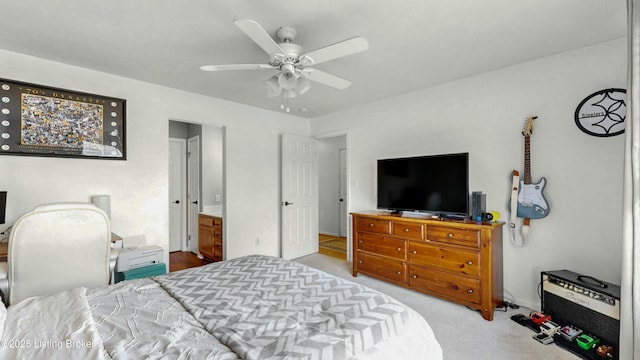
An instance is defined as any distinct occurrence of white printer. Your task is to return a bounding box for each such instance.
[116,245,163,272]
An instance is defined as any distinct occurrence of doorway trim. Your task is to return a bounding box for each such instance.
[314,130,351,261]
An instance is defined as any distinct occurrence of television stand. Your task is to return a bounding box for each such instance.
[351,211,505,320]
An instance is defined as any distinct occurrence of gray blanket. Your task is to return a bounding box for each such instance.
[85,255,441,359]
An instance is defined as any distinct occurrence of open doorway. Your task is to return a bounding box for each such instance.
[317,134,348,261]
[168,121,224,268]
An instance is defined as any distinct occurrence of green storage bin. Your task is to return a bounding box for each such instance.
[115,263,166,283]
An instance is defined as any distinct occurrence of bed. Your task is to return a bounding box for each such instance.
[0,255,442,359]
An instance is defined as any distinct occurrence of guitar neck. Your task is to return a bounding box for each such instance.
[523,135,532,184]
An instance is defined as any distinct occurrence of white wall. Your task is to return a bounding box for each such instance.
[311,39,627,309]
[318,136,346,236]
[0,49,309,262]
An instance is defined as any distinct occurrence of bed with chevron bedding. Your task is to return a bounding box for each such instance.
[0,255,442,359]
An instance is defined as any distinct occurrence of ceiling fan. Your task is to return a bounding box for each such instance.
[200,19,369,111]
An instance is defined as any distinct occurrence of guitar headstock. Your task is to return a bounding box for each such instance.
[522,116,538,136]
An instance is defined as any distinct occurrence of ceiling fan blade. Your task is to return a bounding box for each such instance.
[234,19,285,56]
[302,36,368,66]
[200,64,276,72]
[303,68,352,90]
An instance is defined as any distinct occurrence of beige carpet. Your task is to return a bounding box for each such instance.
[295,253,576,360]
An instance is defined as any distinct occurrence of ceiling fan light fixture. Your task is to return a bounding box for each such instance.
[278,70,298,90]
[283,89,298,99]
[201,20,368,112]
[296,78,311,96]
[264,76,282,97]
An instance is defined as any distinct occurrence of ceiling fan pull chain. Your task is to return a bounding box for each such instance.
[285,92,290,113]
[279,92,290,112]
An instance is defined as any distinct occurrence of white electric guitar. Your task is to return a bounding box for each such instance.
[515,116,549,219]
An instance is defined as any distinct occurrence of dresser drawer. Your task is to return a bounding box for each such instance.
[409,242,480,277]
[356,253,407,283]
[409,266,481,304]
[427,226,480,248]
[356,217,392,234]
[392,221,425,240]
[356,233,406,260]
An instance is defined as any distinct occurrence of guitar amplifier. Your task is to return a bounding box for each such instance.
[541,270,620,354]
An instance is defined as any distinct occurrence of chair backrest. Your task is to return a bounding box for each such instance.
[7,203,111,304]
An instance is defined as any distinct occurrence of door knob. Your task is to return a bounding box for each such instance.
[192,200,198,205]
[283,201,294,206]
[174,200,180,204]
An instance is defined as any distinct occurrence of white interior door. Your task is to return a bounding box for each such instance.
[169,138,187,252]
[187,135,201,253]
[281,134,319,260]
[339,148,348,237]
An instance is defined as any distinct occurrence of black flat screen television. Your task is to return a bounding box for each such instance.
[377,153,469,216]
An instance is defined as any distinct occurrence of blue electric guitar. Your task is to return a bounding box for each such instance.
[516,116,550,219]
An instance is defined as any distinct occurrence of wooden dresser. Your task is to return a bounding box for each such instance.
[352,211,504,320]
[198,214,223,262]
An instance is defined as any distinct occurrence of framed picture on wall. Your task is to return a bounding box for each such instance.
[0,78,126,160]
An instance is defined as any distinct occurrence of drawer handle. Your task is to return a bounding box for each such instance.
[368,223,375,227]
[467,261,473,265]
[447,233,454,238]
[467,289,474,294]
[404,228,410,232]
[358,240,363,243]
[411,250,417,254]
[396,271,402,275]
[396,247,402,252]
[358,260,363,264]
[412,274,418,279]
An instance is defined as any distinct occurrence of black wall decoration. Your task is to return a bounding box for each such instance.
[574,88,626,137]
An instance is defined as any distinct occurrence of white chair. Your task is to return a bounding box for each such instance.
[0,203,117,305]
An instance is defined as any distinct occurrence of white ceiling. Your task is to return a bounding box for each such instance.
[0,0,627,118]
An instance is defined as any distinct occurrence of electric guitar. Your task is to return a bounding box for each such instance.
[515,116,549,219]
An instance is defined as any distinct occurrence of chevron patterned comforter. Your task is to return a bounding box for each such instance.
[0,255,442,359]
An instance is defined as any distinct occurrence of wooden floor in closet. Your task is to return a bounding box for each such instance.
[169,251,212,272]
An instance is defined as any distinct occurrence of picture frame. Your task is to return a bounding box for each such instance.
[0,78,126,160]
